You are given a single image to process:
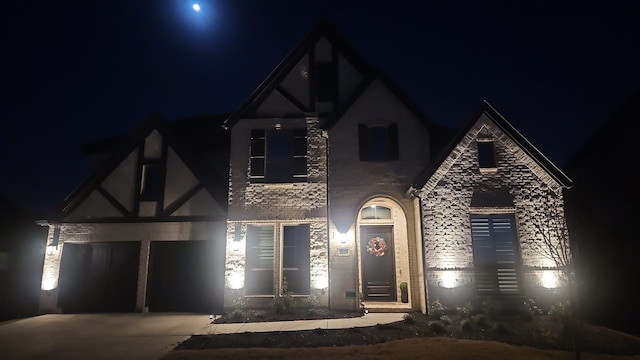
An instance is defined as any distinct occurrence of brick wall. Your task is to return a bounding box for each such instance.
[225,117,329,307]
[419,114,570,309]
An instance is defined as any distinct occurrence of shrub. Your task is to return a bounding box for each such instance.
[549,299,571,324]
[493,322,509,334]
[439,315,451,325]
[480,297,502,319]
[403,313,416,325]
[461,319,474,332]
[429,299,446,318]
[399,282,408,292]
[522,298,543,320]
[428,320,447,334]
[472,313,489,327]
[232,296,247,311]
[456,301,473,319]
[229,309,243,322]
[273,278,295,314]
[304,295,319,309]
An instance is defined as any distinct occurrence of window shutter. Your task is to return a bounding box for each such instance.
[250,129,266,181]
[387,123,399,160]
[471,215,520,295]
[246,226,274,295]
[358,124,370,161]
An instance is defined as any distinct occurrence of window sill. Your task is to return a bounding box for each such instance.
[479,167,498,174]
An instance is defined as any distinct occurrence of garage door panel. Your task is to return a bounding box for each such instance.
[58,242,140,313]
[147,241,223,313]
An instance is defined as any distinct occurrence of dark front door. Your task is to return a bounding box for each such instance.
[58,242,140,313]
[360,225,396,301]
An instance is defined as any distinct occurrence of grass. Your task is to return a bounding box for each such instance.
[163,337,640,360]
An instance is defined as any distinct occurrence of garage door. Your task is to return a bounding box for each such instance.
[58,242,140,313]
[146,241,223,313]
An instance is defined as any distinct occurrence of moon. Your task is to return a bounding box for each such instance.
[192,3,201,12]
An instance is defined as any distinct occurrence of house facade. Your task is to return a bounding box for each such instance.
[39,22,572,315]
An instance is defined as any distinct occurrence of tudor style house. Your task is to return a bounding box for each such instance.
[38,21,572,315]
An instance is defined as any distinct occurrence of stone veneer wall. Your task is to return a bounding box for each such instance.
[419,115,570,310]
[225,117,329,308]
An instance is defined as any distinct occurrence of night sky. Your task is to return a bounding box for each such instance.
[2,1,639,214]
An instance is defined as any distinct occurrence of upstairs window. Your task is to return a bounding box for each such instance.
[250,128,307,183]
[140,164,163,201]
[477,141,497,169]
[471,214,521,295]
[315,62,336,102]
[358,123,399,161]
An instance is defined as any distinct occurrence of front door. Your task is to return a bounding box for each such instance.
[360,225,396,301]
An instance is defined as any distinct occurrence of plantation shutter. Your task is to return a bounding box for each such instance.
[282,224,310,295]
[471,214,521,295]
[245,225,274,295]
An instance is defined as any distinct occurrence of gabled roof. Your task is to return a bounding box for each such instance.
[412,101,573,190]
[54,114,229,221]
[223,19,433,129]
[81,114,229,155]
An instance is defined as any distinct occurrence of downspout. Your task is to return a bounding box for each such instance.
[409,186,428,314]
[322,128,331,309]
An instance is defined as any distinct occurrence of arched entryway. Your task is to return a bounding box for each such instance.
[357,197,411,307]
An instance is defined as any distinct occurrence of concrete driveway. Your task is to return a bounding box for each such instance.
[0,313,212,360]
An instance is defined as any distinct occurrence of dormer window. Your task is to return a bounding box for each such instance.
[477,140,497,171]
[250,128,307,183]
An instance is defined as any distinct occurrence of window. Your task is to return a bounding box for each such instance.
[477,141,497,169]
[250,128,307,183]
[358,124,399,161]
[471,214,521,295]
[282,225,310,294]
[245,226,275,295]
[360,205,392,220]
[140,164,163,201]
[244,224,310,296]
[315,62,336,102]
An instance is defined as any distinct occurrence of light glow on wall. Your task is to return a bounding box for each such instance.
[312,273,328,290]
[441,270,457,288]
[41,275,58,291]
[41,246,61,291]
[541,270,558,289]
[227,272,244,290]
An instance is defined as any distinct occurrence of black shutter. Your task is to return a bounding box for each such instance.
[250,129,266,181]
[292,128,307,182]
[387,123,399,160]
[358,124,370,161]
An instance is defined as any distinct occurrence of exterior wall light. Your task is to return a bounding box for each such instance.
[335,231,348,244]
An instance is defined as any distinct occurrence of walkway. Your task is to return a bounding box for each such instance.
[198,312,407,335]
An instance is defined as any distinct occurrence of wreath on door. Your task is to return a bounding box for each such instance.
[367,237,387,257]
